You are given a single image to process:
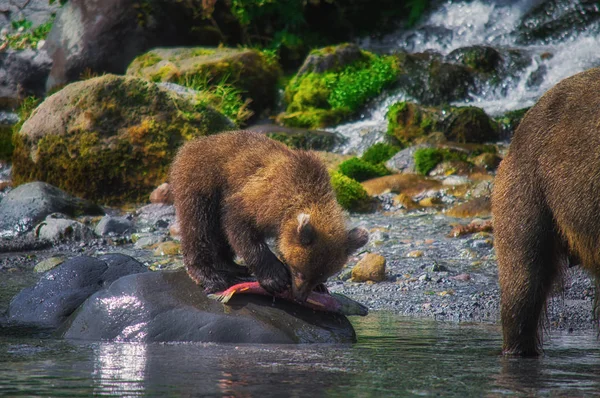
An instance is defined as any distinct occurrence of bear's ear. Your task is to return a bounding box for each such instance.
[347,227,369,254]
[297,213,315,246]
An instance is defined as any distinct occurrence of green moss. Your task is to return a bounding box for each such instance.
[361,142,402,165]
[496,107,530,136]
[150,64,179,82]
[281,52,399,128]
[129,47,281,123]
[386,101,441,144]
[338,157,390,182]
[190,48,216,57]
[445,106,498,143]
[330,171,372,212]
[137,53,162,68]
[4,17,54,50]
[414,147,468,175]
[12,75,232,204]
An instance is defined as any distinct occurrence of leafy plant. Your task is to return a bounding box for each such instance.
[4,17,54,50]
[330,171,372,212]
[338,157,390,182]
[361,142,402,165]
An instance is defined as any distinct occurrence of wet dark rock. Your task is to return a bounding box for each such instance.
[94,215,134,236]
[0,49,52,106]
[0,182,104,238]
[59,269,356,344]
[517,0,600,44]
[248,124,343,151]
[297,43,365,75]
[443,107,499,144]
[396,51,475,106]
[495,108,530,140]
[447,46,502,74]
[4,254,147,330]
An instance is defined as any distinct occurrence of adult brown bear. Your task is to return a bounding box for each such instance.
[493,67,600,356]
[170,130,368,302]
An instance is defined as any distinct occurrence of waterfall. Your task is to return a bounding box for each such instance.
[332,0,600,154]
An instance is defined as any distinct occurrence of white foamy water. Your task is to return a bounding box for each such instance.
[334,0,600,152]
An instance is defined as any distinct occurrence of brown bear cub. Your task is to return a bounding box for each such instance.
[170,131,369,302]
[493,67,600,356]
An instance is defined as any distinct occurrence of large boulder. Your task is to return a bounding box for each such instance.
[387,102,499,144]
[127,47,281,118]
[395,51,475,106]
[0,181,103,238]
[59,269,356,344]
[4,254,147,330]
[43,0,229,92]
[12,74,233,204]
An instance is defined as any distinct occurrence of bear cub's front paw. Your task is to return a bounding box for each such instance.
[256,259,291,295]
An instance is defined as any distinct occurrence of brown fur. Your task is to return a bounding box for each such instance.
[492,67,600,356]
[170,131,368,301]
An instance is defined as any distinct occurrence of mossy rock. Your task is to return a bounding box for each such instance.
[447,46,503,74]
[444,107,499,143]
[387,102,499,145]
[394,52,475,106]
[279,46,399,128]
[386,102,443,144]
[297,43,366,75]
[414,147,470,176]
[127,47,281,119]
[12,74,233,204]
[330,171,372,212]
[496,107,530,138]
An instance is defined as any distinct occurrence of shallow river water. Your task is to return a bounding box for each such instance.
[1,313,599,397]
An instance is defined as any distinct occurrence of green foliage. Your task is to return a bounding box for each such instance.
[405,0,430,27]
[330,171,372,212]
[361,142,401,165]
[338,157,390,182]
[137,53,162,68]
[283,53,399,128]
[0,126,13,161]
[414,148,443,175]
[414,147,468,175]
[3,17,54,50]
[182,74,252,125]
[49,0,68,4]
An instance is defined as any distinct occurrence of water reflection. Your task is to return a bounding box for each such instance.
[93,342,147,396]
[1,314,600,396]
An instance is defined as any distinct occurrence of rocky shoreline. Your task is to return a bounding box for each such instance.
[0,182,595,336]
